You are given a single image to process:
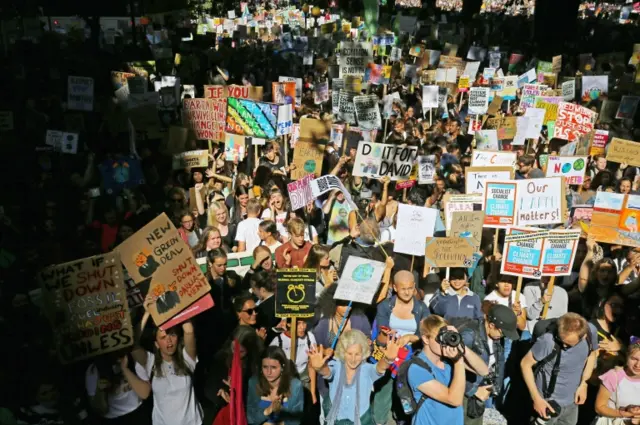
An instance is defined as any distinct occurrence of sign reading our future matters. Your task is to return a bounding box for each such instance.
[117,214,212,326]
[39,252,133,364]
[353,142,418,180]
[334,256,386,305]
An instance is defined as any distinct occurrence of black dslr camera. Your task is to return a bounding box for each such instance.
[436,328,463,348]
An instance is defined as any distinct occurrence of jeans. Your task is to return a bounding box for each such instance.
[530,403,579,425]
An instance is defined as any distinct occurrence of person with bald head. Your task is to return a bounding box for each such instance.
[375,269,430,342]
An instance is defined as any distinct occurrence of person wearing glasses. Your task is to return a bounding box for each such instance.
[177,211,202,248]
[234,295,265,339]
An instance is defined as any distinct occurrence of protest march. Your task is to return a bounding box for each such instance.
[3,1,640,425]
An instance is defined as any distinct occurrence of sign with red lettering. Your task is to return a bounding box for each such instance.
[116,214,212,326]
[484,181,518,228]
[471,150,517,167]
[545,156,587,185]
[553,102,595,142]
[203,85,263,100]
[590,130,609,156]
[183,98,226,141]
[39,252,134,364]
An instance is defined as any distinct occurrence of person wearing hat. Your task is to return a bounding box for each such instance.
[454,302,520,425]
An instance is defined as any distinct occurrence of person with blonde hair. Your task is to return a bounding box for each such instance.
[235,198,263,253]
[308,329,402,425]
[206,201,236,250]
[275,218,312,269]
[594,339,640,423]
[408,315,489,425]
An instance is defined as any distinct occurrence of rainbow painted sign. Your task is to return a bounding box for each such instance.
[225,97,278,139]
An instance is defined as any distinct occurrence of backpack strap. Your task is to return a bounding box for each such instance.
[543,343,562,399]
[411,357,434,412]
[533,341,561,399]
[277,333,283,349]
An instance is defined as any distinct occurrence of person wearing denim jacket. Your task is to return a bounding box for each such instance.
[455,304,519,425]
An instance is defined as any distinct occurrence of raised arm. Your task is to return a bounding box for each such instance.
[578,237,597,293]
[120,356,151,400]
[416,350,466,407]
[194,183,206,215]
[376,257,395,304]
[182,320,197,361]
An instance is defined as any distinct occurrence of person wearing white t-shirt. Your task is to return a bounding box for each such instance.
[269,319,317,385]
[133,309,202,425]
[258,220,282,253]
[484,274,528,332]
[85,355,151,423]
[260,189,288,227]
[235,198,263,253]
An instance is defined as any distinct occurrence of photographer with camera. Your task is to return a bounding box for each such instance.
[404,315,488,425]
[521,313,599,425]
[454,303,521,425]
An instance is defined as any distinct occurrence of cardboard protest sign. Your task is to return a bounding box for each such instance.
[475,130,499,150]
[443,194,484,231]
[353,142,418,181]
[516,177,565,226]
[541,230,581,276]
[223,134,247,162]
[562,80,576,101]
[521,84,542,110]
[484,181,518,228]
[116,214,212,326]
[67,76,94,111]
[172,150,209,170]
[534,96,562,124]
[310,175,357,208]
[39,252,133,364]
[471,150,517,167]
[203,84,263,100]
[501,228,547,279]
[334,256,386,304]
[275,269,316,318]
[590,130,609,156]
[468,87,489,115]
[424,238,475,268]
[183,99,225,141]
[450,211,485,249]
[581,75,608,101]
[422,86,439,109]
[606,138,640,167]
[46,130,79,154]
[589,192,640,248]
[499,76,518,100]
[226,97,279,139]
[458,76,470,92]
[277,104,293,136]
[545,156,587,184]
[353,95,381,130]
[498,116,517,140]
[465,166,514,195]
[615,96,640,120]
[394,204,438,256]
[272,81,297,106]
[314,81,330,104]
[553,102,595,142]
[291,118,328,180]
[417,155,437,184]
[438,55,466,78]
[287,174,315,210]
[487,95,503,116]
[338,90,357,125]
[339,42,373,77]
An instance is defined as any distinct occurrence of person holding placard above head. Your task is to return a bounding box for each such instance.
[308,329,402,425]
[484,274,528,332]
[429,268,482,320]
[133,304,202,425]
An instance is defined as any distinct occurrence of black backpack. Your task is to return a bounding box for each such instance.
[395,351,433,416]
[532,319,594,399]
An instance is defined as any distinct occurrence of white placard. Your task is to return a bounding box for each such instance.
[353,142,419,181]
[394,204,437,256]
[334,257,386,304]
[471,150,517,167]
[67,76,94,111]
[516,177,564,226]
[468,87,489,115]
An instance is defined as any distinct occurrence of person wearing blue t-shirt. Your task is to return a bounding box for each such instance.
[408,315,489,425]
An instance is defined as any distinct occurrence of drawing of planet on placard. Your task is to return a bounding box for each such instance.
[304,160,316,172]
[573,158,585,171]
[352,263,375,282]
[562,163,572,173]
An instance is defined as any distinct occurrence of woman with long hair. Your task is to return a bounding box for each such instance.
[247,347,305,425]
[177,211,202,248]
[303,245,338,297]
[133,301,202,425]
[258,220,282,253]
[201,326,264,425]
[229,185,250,225]
[308,330,401,425]
[594,341,640,422]
[192,227,225,258]
[206,201,237,251]
[261,188,290,227]
[85,351,151,425]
